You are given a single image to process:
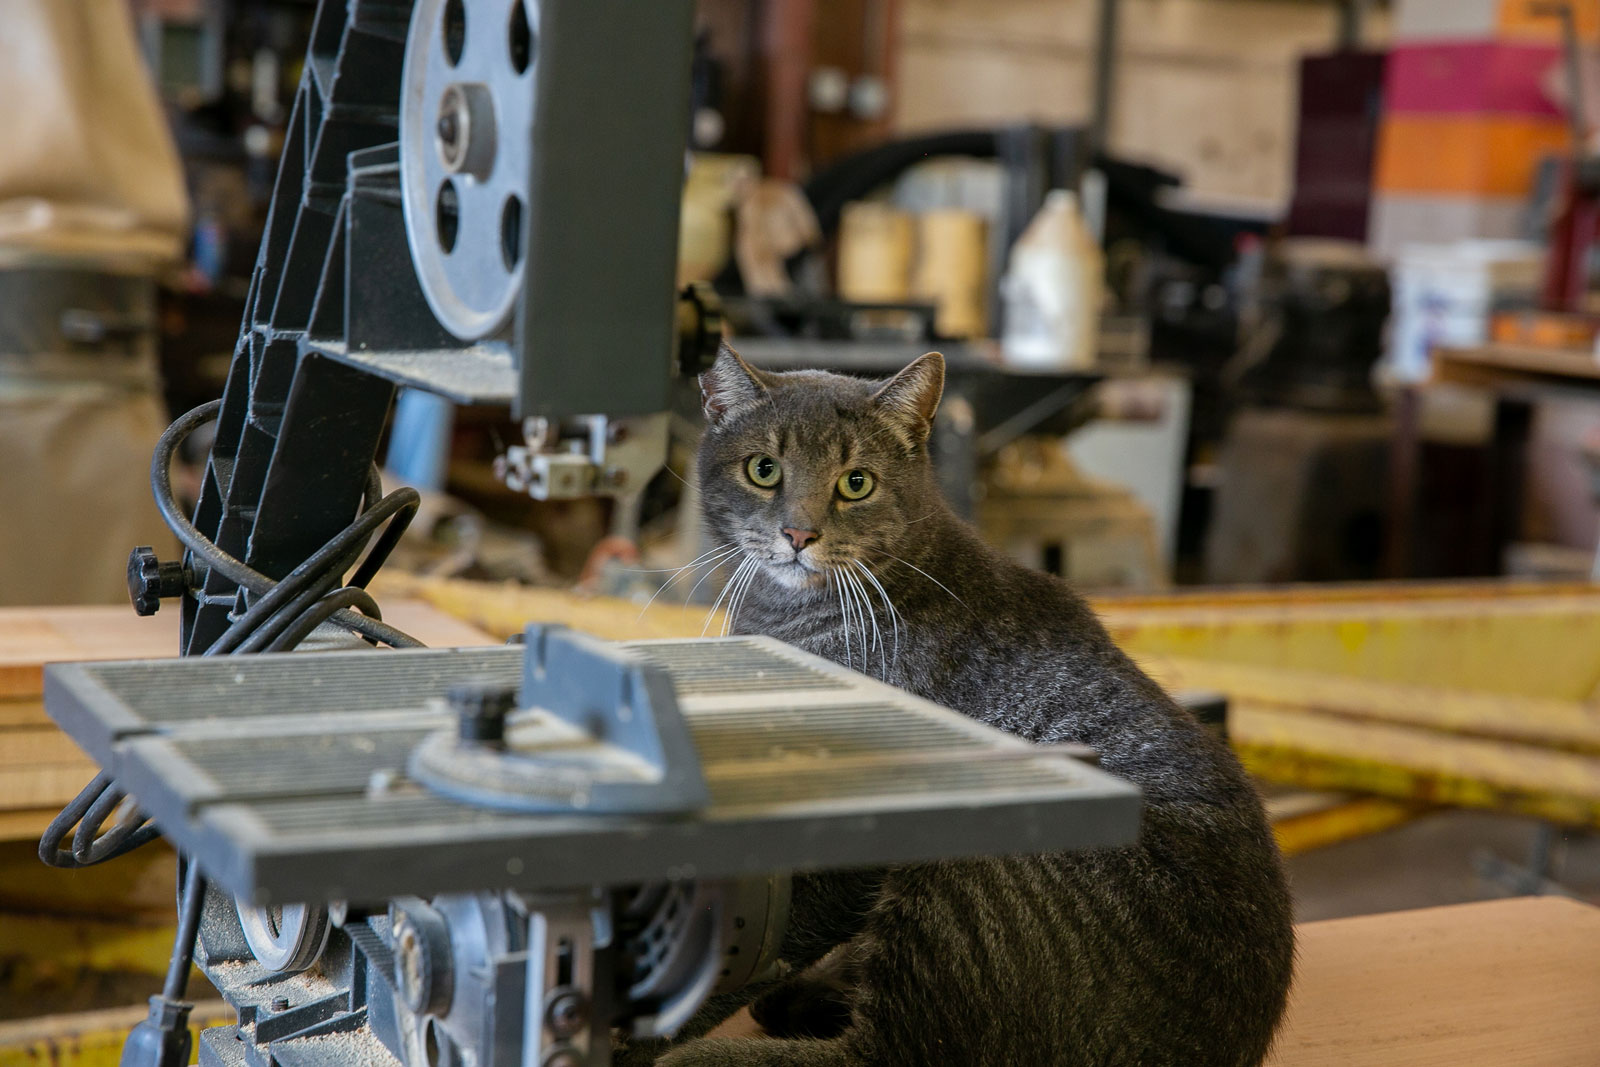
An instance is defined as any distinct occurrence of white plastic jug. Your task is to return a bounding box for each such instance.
[1000,189,1104,371]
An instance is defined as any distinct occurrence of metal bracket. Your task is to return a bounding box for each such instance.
[407,626,710,815]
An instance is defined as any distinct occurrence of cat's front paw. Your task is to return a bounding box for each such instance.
[610,1034,671,1067]
[750,979,852,1039]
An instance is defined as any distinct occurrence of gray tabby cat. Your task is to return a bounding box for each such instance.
[650,345,1294,1067]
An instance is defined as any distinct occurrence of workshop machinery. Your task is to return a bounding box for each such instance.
[35,3,1141,1066]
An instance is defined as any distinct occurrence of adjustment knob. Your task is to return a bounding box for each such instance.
[450,683,518,746]
[126,547,187,617]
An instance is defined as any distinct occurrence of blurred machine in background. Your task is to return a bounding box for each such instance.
[1206,240,1393,585]
[0,0,192,606]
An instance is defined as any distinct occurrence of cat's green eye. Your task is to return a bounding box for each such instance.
[746,454,782,488]
[837,469,875,500]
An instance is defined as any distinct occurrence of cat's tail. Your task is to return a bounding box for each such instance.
[654,1035,863,1067]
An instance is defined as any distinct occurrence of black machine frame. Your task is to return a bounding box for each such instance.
[177,0,701,655]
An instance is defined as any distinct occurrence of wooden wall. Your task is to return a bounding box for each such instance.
[895,0,1392,211]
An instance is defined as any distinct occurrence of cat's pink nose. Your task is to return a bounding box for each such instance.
[782,527,819,550]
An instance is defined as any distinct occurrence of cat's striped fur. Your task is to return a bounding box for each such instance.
[643,347,1294,1066]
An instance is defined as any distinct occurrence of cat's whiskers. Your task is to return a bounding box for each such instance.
[722,555,761,636]
[840,563,885,678]
[833,566,860,652]
[658,463,693,489]
[843,566,873,665]
[681,544,749,607]
[702,556,757,636]
[719,563,743,636]
[851,558,900,675]
[634,542,739,621]
[881,551,972,614]
[828,570,854,670]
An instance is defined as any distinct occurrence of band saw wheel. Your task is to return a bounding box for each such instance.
[400,0,538,340]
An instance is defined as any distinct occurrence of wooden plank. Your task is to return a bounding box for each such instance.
[0,601,493,812]
[0,600,497,699]
[1233,702,1600,827]
[0,729,87,768]
[0,702,50,729]
[369,573,723,642]
[1141,657,1600,755]
[0,610,175,698]
[0,765,100,811]
[0,1001,233,1067]
[1269,897,1600,1066]
[1101,586,1600,702]
[372,598,500,648]
[0,839,176,921]
[1096,578,1600,609]
[1268,794,1430,857]
[0,913,178,983]
[0,809,62,843]
[1434,343,1600,385]
[382,573,1600,704]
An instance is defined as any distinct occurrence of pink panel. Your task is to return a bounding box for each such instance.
[1385,41,1562,117]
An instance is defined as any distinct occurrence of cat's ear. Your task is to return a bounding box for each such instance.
[871,352,945,446]
[700,342,772,426]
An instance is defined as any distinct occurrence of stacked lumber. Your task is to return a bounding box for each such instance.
[0,602,495,840]
[1141,656,1600,828]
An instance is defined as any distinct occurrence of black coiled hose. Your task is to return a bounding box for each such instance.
[40,399,428,869]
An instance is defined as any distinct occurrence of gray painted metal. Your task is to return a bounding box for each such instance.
[515,0,696,418]
[409,625,711,815]
[308,341,517,404]
[44,635,1140,906]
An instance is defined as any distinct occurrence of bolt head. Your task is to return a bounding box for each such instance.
[127,547,162,616]
[547,990,586,1037]
[126,547,188,616]
[451,683,517,745]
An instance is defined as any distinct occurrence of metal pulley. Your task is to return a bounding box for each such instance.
[400,0,539,339]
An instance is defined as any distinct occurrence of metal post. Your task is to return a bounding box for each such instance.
[1088,0,1121,156]
[522,894,610,1067]
[1336,0,1369,51]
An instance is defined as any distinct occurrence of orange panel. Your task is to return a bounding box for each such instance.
[1499,0,1600,39]
[1374,114,1571,196]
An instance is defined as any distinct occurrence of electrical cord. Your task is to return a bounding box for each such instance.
[40,399,432,870]
[115,859,207,1067]
[151,400,425,653]
[267,587,383,652]
[39,773,111,868]
[204,489,415,655]
[72,783,153,863]
[165,858,206,1001]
